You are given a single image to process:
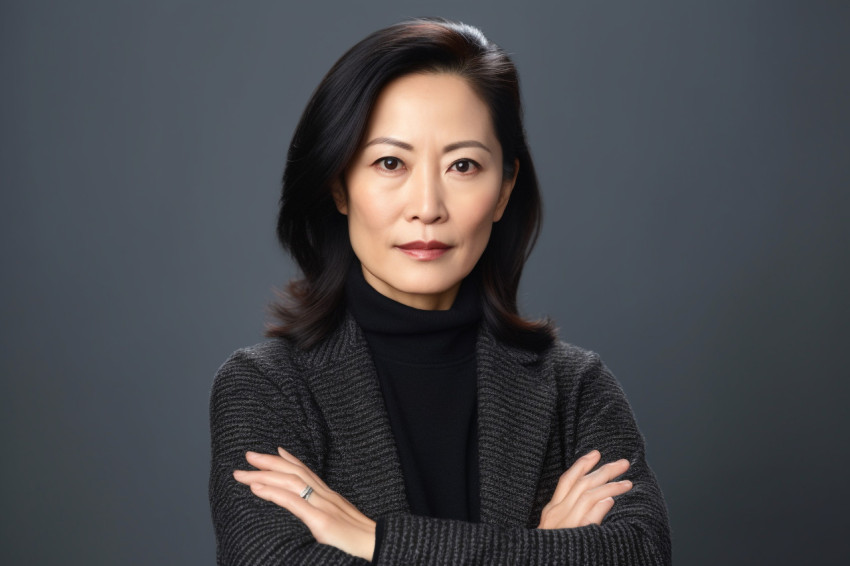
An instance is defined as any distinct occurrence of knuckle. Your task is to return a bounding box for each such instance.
[313,515,331,531]
[595,496,613,507]
[312,529,329,545]
[283,474,301,490]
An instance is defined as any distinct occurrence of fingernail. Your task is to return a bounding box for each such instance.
[622,480,632,488]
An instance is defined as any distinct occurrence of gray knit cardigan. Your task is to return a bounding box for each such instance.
[209,313,672,565]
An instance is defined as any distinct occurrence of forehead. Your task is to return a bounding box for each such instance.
[364,73,496,142]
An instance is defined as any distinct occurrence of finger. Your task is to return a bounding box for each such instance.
[589,478,633,500]
[580,458,631,492]
[548,450,601,506]
[239,454,322,501]
[250,482,375,559]
[233,470,306,492]
[247,475,345,518]
[248,482,325,528]
[278,447,331,490]
[245,450,329,491]
[245,450,296,473]
[276,446,305,466]
[557,458,630,516]
[239,455,366,525]
[246,448,328,492]
[568,479,633,524]
[236,463,331,507]
[582,496,616,526]
[558,460,629,517]
[248,479,374,539]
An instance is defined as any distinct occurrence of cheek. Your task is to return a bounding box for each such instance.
[458,195,501,244]
[346,199,396,250]
[469,220,495,254]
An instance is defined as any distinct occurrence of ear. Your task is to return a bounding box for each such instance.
[331,178,348,215]
[493,158,519,222]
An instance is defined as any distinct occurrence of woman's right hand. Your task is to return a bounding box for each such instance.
[537,450,633,529]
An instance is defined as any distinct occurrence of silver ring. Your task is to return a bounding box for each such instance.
[299,485,314,501]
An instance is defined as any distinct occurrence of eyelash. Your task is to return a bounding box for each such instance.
[372,157,482,175]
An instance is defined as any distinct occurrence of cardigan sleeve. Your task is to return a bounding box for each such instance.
[208,349,370,566]
[373,353,672,565]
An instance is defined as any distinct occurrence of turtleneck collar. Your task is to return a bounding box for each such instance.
[344,261,483,364]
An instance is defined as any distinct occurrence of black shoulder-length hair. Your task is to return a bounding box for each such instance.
[267,18,556,351]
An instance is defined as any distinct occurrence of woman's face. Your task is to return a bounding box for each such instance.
[336,72,518,311]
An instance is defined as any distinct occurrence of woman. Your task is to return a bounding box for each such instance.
[209,18,671,565]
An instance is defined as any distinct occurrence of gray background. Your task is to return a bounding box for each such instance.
[2,1,848,564]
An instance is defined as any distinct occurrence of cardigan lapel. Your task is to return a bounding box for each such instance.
[298,315,410,518]
[298,314,557,526]
[476,328,557,527]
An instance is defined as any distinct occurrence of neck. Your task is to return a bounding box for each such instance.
[345,261,483,363]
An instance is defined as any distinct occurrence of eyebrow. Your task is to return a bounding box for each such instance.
[363,137,491,154]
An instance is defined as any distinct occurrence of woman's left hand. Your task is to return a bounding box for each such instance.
[233,447,376,561]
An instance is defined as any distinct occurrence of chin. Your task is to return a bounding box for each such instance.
[383,272,460,294]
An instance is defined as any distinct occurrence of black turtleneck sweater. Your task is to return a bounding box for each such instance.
[345,263,482,528]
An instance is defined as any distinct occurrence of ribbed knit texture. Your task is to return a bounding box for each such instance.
[345,263,481,524]
[209,315,672,565]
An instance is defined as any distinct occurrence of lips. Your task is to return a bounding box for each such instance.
[396,240,452,260]
[397,240,450,250]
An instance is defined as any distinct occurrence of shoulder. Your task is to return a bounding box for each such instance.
[539,339,603,375]
[478,324,608,382]
[211,315,361,396]
[213,338,299,385]
[532,338,630,406]
[529,337,605,387]
[215,338,298,379]
[209,339,302,414]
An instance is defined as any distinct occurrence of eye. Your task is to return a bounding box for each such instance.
[374,156,404,172]
[449,159,480,175]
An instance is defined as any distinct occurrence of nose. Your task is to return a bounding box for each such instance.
[405,165,448,224]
